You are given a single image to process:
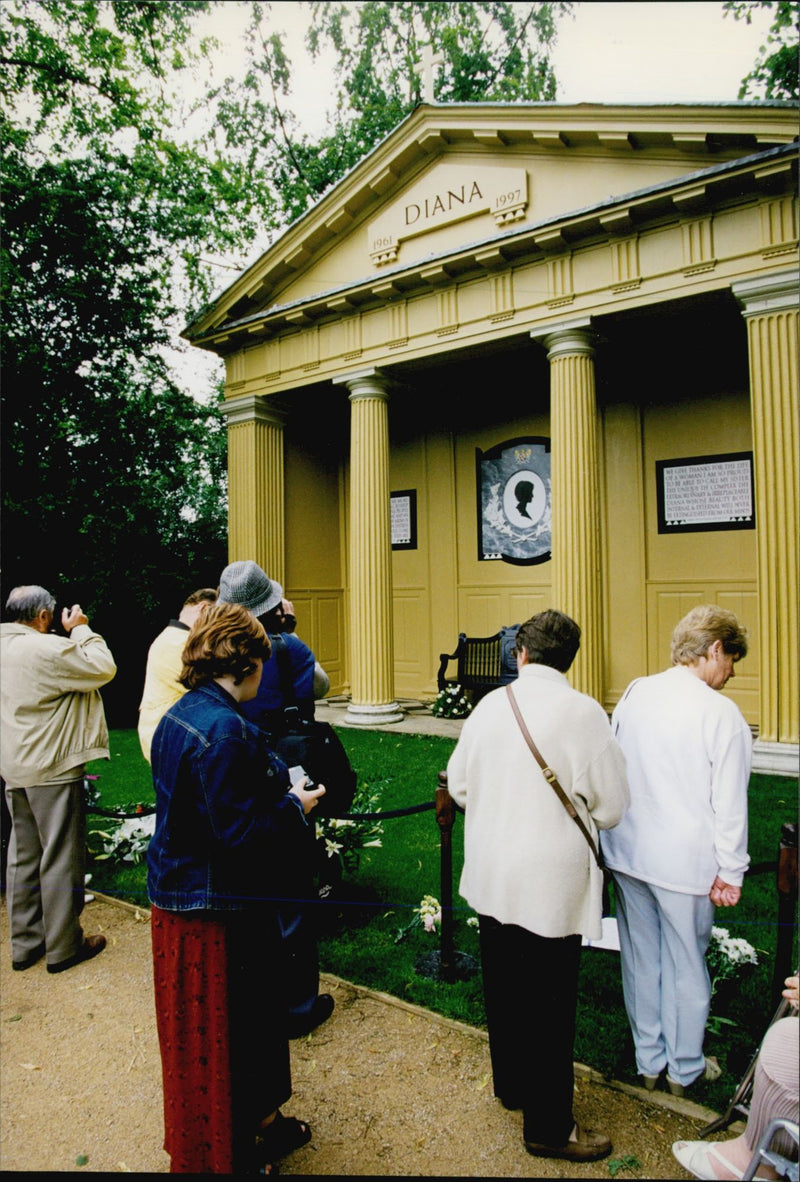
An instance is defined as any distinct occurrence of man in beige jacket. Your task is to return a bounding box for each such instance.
[1,585,116,973]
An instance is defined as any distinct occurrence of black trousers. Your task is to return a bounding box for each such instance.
[478,914,582,1146]
[279,822,321,1026]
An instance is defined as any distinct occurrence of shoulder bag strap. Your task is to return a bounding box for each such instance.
[271,633,298,710]
[505,683,604,869]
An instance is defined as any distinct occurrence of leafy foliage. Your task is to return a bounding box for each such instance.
[1,0,572,721]
[294,1,570,217]
[1,1,244,719]
[203,2,572,224]
[724,1,799,100]
[607,1157,642,1178]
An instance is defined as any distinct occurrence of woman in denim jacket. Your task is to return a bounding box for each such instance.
[147,603,325,1175]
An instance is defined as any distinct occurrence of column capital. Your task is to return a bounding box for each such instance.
[333,367,393,401]
[732,268,799,317]
[219,394,287,427]
[530,317,596,360]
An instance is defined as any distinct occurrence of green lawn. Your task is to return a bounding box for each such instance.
[86,728,798,1113]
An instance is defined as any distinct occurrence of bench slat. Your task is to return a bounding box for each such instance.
[437,625,519,704]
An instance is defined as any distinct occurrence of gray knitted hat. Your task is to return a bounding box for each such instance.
[218,560,283,618]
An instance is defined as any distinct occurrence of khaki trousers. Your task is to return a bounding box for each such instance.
[5,779,86,965]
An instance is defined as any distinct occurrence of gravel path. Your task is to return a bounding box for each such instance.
[1,895,726,1176]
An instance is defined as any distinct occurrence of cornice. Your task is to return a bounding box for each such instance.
[188,142,798,355]
[185,102,797,344]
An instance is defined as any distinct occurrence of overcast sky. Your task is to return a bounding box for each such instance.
[257,1,776,134]
[550,1,774,105]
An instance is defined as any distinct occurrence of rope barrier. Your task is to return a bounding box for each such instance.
[88,806,155,818]
[84,783,794,996]
[86,801,439,822]
[337,802,435,820]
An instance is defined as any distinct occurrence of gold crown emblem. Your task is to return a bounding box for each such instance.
[514,447,532,463]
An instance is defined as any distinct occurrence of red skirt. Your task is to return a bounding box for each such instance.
[151,906,291,1174]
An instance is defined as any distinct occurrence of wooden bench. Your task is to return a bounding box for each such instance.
[437,626,520,705]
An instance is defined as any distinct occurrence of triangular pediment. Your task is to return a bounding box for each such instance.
[186,102,796,351]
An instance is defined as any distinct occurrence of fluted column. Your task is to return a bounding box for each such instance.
[220,394,286,584]
[335,370,403,724]
[733,270,799,752]
[531,320,603,701]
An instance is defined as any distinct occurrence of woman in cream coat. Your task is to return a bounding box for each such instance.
[448,610,629,1164]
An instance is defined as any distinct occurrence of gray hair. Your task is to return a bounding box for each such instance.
[670,605,749,666]
[5,585,56,622]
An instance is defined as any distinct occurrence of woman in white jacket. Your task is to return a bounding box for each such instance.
[448,610,629,1164]
[601,604,752,1097]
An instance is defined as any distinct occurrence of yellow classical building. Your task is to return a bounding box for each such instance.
[185,101,799,773]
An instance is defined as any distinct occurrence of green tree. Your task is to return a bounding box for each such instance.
[1,0,572,720]
[211,1,572,223]
[0,0,251,719]
[724,1,799,100]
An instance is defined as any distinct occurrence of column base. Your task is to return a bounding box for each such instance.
[344,702,405,726]
[752,740,800,778]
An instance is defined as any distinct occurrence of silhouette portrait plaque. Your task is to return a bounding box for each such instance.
[476,437,551,564]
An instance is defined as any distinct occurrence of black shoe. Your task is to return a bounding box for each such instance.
[47,934,106,974]
[254,1111,311,1167]
[288,993,334,1038]
[12,941,46,971]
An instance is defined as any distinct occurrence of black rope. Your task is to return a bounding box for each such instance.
[339,801,435,820]
[83,808,777,868]
[88,806,155,818]
[87,800,437,822]
[746,861,777,877]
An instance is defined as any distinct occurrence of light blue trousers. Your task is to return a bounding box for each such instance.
[613,870,714,1087]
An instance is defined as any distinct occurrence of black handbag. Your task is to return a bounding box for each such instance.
[270,635,357,819]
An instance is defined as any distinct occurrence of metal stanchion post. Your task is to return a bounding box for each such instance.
[414,771,478,983]
[436,770,456,982]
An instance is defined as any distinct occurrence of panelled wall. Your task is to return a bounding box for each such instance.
[640,392,758,725]
[277,330,759,724]
[381,371,757,720]
[282,401,348,693]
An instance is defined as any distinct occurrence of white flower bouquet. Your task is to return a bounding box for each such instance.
[394,894,442,943]
[705,926,760,1034]
[88,812,155,864]
[707,926,759,994]
[430,684,472,719]
[315,782,383,874]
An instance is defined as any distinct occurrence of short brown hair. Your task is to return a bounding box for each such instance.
[183,588,217,608]
[180,603,270,689]
[670,605,749,666]
[515,609,581,673]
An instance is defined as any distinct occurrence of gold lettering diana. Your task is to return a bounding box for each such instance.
[404,181,484,227]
